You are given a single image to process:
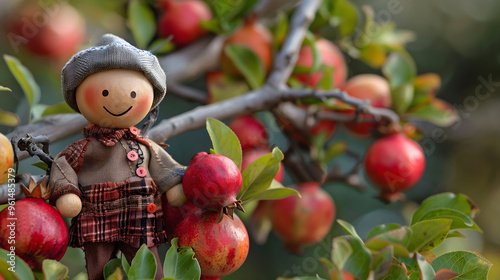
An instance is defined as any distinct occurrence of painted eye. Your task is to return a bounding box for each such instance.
[102,90,109,97]
[130,91,137,98]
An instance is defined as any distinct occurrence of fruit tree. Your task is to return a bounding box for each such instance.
[0,0,499,279]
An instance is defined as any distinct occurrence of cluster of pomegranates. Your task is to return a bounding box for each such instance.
[228,115,337,253]
[162,151,249,280]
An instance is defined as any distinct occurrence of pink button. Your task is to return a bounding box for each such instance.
[136,167,147,177]
[127,151,138,161]
[130,127,140,135]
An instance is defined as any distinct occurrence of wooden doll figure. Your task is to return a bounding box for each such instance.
[48,34,186,280]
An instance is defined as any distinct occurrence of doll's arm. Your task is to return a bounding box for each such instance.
[165,183,186,207]
[49,156,83,218]
[149,141,186,194]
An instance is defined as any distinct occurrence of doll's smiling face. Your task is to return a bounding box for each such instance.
[76,69,154,128]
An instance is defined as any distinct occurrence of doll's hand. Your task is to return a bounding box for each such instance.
[166,184,186,207]
[55,193,82,218]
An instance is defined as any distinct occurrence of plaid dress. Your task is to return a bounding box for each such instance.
[49,125,183,248]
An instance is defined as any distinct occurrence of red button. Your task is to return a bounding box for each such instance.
[147,203,156,213]
[127,151,138,161]
[136,167,147,177]
[130,127,140,135]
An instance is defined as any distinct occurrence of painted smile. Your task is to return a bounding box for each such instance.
[103,106,133,117]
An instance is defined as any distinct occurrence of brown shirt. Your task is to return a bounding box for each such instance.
[48,125,185,248]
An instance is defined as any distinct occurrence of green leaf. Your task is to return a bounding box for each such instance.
[42,259,69,280]
[206,71,250,104]
[224,45,265,90]
[371,246,394,280]
[122,254,131,275]
[324,141,347,163]
[406,99,458,127]
[0,258,20,280]
[382,52,416,89]
[104,259,124,280]
[238,147,284,201]
[331,237,353,270]
[382,52,416,114]
[42,102,75,117]
[418,208,481,232]
[242,180,300,203]
[317,66,334,91]
[359,43,387,68]
[339,236,372,280]
[331,0,359,37]
[106,268,123,280]
[32,162,49,171]
[416,253,436,280]
[410,73,441,108]
[0,86,11,91]
[72,272,88,280]
[128,244,157,280]
[0,248,33,280]
[381,264,409,280]
[431,251,492,279]
[337,219,361,239]
[128,0,156,49]
[163,238,201,280]
[365,223,403,240]
[3,54,41,116]
[206,118,242,169]
[277,277,327,280]
[0,109,20,126]
[303,32,322,74]
[391,83,414,114]
[273,12,289,50]
[149,38,175,55]
[407,219,452,252]
[411,193,479,225]
[365,226,413,258]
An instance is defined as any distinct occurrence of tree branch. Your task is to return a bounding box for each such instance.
[168,83,207,103]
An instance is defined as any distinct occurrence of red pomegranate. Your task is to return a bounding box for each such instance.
[158,0,212,46]
[229,115,268,152]
[364,133,425,200]
[0,198,68,270]
[242,148,284,183]
[220,17,273,76]
[183,152,243,211]
[8,2,85,60]
[293,38,347,89]
[341,74,391,137]
[270,182,335,253]
[173,208,249,279]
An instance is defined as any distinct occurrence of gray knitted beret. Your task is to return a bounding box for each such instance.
[62,34,166,113]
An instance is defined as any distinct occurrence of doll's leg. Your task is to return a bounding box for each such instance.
[119,242,164,280]
[83,242,116,280]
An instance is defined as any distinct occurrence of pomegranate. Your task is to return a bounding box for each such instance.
[220,17,273,77]
[270,182,335,253]
[173,208,249,279]
[158,0,212,46]
[341,74,391,137]
[229,115,268,152]
[182,152,243,211]
[293,38,347,89]
[242,148,284,183]
[8,2,85,60]
[364,133,425,201]
[0,198,69,270]
[0,133,14,184]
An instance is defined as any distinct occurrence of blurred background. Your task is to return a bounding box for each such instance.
[1,0,499,278]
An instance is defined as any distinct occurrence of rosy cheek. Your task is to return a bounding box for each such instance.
[84,86,98,111]
[135,95,153,114]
